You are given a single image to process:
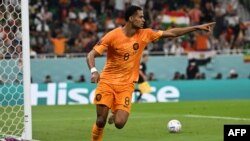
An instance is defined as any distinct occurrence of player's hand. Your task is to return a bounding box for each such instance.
[196,22,215,32]
[91,72,100,83]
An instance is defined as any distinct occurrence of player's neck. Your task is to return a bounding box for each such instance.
[122,24,138,37]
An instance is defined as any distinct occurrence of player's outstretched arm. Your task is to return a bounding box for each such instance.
[86,49,101,83]
[162,22,215,38]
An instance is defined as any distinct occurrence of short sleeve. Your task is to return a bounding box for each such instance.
[142,29,163,43]
[93,34,111,55]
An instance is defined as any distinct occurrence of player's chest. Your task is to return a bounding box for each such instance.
[110,38,145,55]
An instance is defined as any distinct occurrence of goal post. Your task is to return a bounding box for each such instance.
[0,0,32,140]
[21,0,32,140]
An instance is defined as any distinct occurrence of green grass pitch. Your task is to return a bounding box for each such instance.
[32,100,250,141]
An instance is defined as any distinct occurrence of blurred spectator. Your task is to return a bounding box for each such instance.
[83,33,98,53]
[135,54,149,102]
[194,31,211,51]
[131,0,147,8]
[236,20,250,50]
[213,2,227,52]
[44,75,53,83]
[224,10,241,49]
[104,11,116,32]
[114,0,127,14]
[179,74,186,80]
[150,15,161,30]
[35,19,50,46]
[78,5,90,21]
[186,60,199,80]
[169,38,184,55]
[189,3,202,25]
[16,45,22,58]
[195,72,206,79]
[200,1,215,23]
[68,7,77,20]
[201,72,206,79]
[213,2,226,39]
[90,0,102,15]
[213,72,222,80]
[35,6,53,29]
[30,22,39,49]
[148,72,157,81]
[30,47,37,58]
[195,72,202,79]
[48,30,69,56]
[172,71,181,80]
[182,37,195,53]
[163,39,172,55]
[67,18,82,46]
[228,0,239,12]
[66,75,74,83]
[76,75,86,83]
[227,69,238,79]
[150,43,164,55]
[72,33,84,53]
[82,17,98,33]
[115,11,126,27]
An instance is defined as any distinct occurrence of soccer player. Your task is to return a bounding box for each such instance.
[87,5,215,141]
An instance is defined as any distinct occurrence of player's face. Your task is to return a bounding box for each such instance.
[131,10,145,29]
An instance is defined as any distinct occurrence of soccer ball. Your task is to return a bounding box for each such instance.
[167,119,182,133]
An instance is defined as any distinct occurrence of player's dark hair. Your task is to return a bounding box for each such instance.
[124,5,142,21]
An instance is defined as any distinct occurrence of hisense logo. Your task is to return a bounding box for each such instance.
[31,83,96,105]
[30,83,180,105]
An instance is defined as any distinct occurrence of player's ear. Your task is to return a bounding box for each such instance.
[129,16,133,22]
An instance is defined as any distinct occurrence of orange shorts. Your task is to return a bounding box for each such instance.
[94,81,135,113]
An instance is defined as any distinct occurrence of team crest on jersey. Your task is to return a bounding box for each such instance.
[133,43,139,50]
[95,94,102,101]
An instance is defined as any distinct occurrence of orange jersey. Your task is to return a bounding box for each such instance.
[51,38,68,55]
[94,27,163,84]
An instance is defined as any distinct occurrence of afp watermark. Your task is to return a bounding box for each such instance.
[224,125,250,141]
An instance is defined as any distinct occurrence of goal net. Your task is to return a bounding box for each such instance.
[0,0,32,140]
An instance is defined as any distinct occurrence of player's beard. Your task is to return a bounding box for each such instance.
[132,22,143,30]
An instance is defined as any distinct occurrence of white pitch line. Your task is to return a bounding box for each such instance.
[185,114,250,121]
[32,114,250,122]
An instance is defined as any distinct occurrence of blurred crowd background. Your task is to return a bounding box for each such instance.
[1,0,250,58]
